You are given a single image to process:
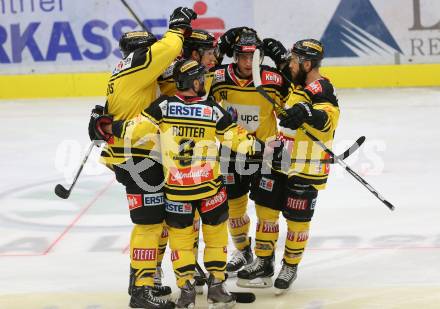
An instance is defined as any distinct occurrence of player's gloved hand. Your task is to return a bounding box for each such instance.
[91,114,113,142]
[88,105,104,142]
[217,27,256,57]
[169,7,197,36]
[279,102,313,130]
[263,38,288,69]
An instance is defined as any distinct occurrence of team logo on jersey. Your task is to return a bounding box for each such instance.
[305,80,323,95]
[162,63,175,79]
[201,188,227,213]
[143,193,164,206]
[262,71,282,86]
[223,173,235,185]
[132,248,157,261]
[112,52,134,75]
[168,164,214,185]
[259,177,274,192]
[167,102,213,121]
[127,194,143,210]
[321,0,402,58]
[215,69,226,82]
[286,197,308,211]
[165,200,193,214]
[226,106,238,122]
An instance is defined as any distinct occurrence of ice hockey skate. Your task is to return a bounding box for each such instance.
[207,275,236,309]
[194,267,205,295]
[236,255,274,288]
[274,262,298,295]
[129,285,175,309]
[226,242,253,278]
[129,266,172,297]
[176,279,196,309]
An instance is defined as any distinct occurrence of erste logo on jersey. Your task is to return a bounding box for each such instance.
[167,102,213,121]
[259,177,274,192]
[305,80,323,95]
[165,200,193,214]
[262,70,282,86]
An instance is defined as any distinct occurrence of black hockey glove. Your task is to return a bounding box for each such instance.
[91,113,113,142]
[262,38,288,69]
[88,105,104,141]
[279,102,313,131]
[217,27,256,57]
[169,7,197,36]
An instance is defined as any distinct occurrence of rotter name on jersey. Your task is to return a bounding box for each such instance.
[167,102,213,120]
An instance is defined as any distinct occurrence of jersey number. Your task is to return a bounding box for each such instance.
[178,139,195,166]
[107,82,114,95]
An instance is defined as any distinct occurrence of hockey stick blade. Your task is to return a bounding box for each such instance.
[231,291,256,303]
[54,184,70,199]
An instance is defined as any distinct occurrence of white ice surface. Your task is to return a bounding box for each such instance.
[1,89,440,308]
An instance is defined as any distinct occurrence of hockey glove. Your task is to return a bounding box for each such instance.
[279,102,313,131]
[217,27,256,57]
[92,114,113,142]
[169,7,197,36]
[262,38,288,69]
[88,105,104,142]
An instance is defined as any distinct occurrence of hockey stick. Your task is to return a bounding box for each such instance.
[54,142,97,199]
[194,262,256,303]
[120,0,150,32]
[252,49,395,211]
[173,135,365,164]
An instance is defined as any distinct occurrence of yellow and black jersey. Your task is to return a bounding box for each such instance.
[101,29,184,165]
[112,94,257,201]
[280,78,340,190]
[158,60,215,98]
[209,63,290,142]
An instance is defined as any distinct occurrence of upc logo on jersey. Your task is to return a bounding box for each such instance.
[167,102,213,121]
[321,0,402,57]
[165,200,192,214]
[226,106,238,122]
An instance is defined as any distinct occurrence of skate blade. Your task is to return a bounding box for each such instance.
[208,300,236,309]
[236,277,273,288]
[275,287,290,295]
[226,271,238,278]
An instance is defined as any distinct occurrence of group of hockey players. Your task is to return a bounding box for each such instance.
[88,5,339,309]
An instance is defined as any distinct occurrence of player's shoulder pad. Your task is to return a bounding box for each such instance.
[260,65,283,86]
[160,60,177,80]
[304,78,338,107]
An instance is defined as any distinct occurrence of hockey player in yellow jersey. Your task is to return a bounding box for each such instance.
[238,39,340,295]
[94,59,262,308]
[210,28,290,276]
[89,7,197,309]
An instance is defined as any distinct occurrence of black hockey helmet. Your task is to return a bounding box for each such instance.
[119,31,157,58]
[183,29,216,58]
[173,59,206,90]
[232,28,263,55]
[291,39,324,61]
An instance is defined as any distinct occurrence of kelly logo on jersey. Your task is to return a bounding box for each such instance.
[262,71,282,86]
[201,188,227,213]
[167,102,213,121]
